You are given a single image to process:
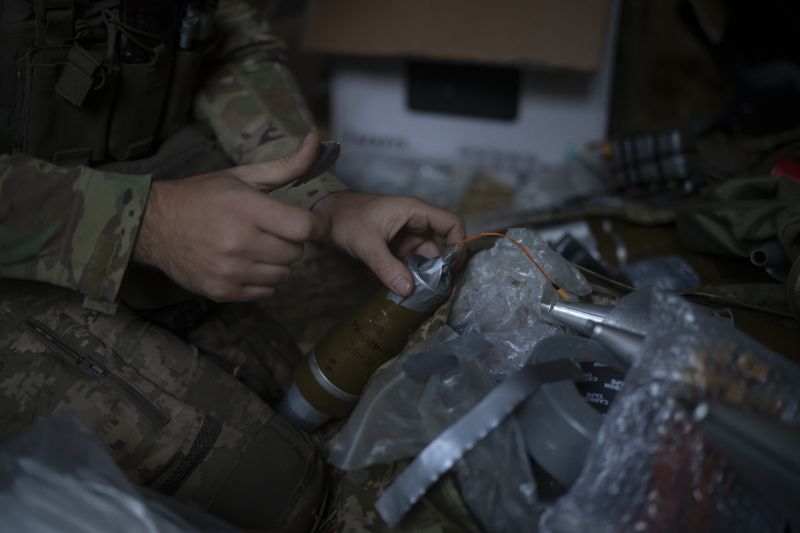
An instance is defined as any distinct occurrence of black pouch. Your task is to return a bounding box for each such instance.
[21,44,116,165]
[158,47,204,140]
[107,44,172,160]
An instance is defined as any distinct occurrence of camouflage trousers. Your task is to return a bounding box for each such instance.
[0,278,325,531]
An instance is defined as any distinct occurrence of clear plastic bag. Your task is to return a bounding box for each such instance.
[327,328,488,471]
[540,290,799,533]
[328,326,541,533]
[0,412,236,532]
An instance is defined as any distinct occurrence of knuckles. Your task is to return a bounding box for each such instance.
[218,232,247,256]
[211,258,239,280]
[290,213,318,241]
[202,279,237,302]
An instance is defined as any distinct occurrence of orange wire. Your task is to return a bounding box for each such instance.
[458,232,570,301]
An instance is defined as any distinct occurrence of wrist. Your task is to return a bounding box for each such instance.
[133,181,165,268]
[310,188,352,216]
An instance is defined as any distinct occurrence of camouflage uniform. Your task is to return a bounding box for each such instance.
[0,0,346,529]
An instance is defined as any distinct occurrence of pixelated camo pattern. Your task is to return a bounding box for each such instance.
[0,279,275,509]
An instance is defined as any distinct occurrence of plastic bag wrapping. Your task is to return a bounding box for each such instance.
[451,228,590,334]
[449,227,589,379]
[0,412,236,532]
[481,324,561,380]
[540,290,800,533]
[456,417,543,532]
[327,327,481,470]
[418,354,542,532]
[328,329,541,532]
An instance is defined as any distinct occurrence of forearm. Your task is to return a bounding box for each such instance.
[0,154,151,309]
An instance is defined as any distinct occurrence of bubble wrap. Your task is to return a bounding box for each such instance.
[540,290,800,533]
[450,227,590,379]
[451,228,590,332]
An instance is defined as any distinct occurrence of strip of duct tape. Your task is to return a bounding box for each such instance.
[375,358,582,527]
[387,251,455,312]
[309,353,360,403]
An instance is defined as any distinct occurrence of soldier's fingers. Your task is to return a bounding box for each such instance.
[244,264,292,287]
[351,232,415,296]
[251,234,305,265]
[391,234,443,259]
[413,239,442,259]
[243,194,329,243]
[391,234,428,258]
[402,200,466,246]
[238,285,277,301]
[229,132,320,192]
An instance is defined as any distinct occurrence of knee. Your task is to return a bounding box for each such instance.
[206,414,326,532]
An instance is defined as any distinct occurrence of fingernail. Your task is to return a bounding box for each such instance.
[392,276,412,296]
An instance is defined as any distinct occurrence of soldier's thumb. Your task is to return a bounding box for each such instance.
[355,236,415,297]
[230,132,320,192]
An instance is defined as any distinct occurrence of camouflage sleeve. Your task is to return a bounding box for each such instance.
[0,154,151,310]
[195,0,347,210]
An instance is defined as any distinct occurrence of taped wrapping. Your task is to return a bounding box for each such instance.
[388,251,456,312]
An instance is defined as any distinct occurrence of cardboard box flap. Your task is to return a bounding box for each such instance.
[303,0,612,72]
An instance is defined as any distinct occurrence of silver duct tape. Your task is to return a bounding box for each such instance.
[520,335,629,487]
[375,358,582,527]
[387,249,456,312]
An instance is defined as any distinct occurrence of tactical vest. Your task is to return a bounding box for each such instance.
[0,0,216,166]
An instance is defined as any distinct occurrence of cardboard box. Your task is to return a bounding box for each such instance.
[303,0,620,174]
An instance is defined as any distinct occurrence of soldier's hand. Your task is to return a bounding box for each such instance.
[133,133,328,302]
[312,191,465,296]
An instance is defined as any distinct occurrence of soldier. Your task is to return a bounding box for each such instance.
[0,0,465,530]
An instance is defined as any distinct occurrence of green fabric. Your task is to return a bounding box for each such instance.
[0,279,324,531]
[676,176,800,259]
